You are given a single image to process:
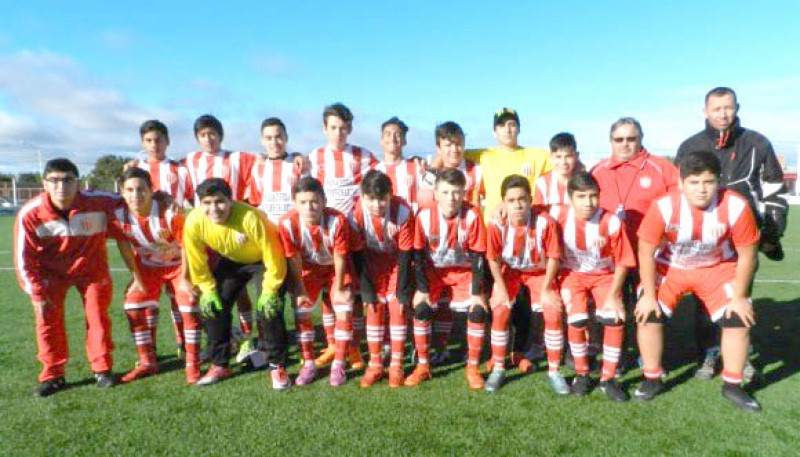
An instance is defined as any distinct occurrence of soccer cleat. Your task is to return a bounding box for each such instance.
[196,365,232,386]
[511,352,534,374]
[185,365,202,385]
[633,379,665,401]
[388,367,405,388]
[315,346,336,367]
[235,338,258,365]
[121,364,158,383]
[722,384,761,413]
[348,346,365,370]
[525,343,546,362]
[404,364,432,387]
[360,367,384,388]
[430,349,452,366]
[599,380,629,402]
[547,372,570,396]
[270,365,291,391]
[295,363,317,386]
[484,367,506,393]
[695,349,719,380]
[571,375,591,396]
[35,377,66,397]
[94,372,116,389]
[329,365,347,387]
[466,365,484,390]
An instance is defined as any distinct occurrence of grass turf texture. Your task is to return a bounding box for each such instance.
[1,213,799,456]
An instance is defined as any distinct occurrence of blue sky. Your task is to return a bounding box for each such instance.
[1,0,799,173]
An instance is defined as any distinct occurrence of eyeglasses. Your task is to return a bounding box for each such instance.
[612,136,639,144]
[44,176,78,185]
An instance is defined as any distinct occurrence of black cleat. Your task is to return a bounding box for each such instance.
[35,377,66,397]
[722,384,761,413]
[600,379,629,402]
[633,379,664,402]
[94,372,116,389]
[571,375,591,396]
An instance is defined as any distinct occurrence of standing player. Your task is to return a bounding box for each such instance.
[406,168,488,390]
[533,133,581,208]
[183,179,288,387]
[278,177,355,387]
[485,175,566,394]
[307,103,376,368]
[349,170,415,388]
[553,172,636,401]
[634,151,761,412]
[114,168,202,384]
[15,159,121,396]
[373,116,424,211]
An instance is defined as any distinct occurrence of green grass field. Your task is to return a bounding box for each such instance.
[1,213,798,456]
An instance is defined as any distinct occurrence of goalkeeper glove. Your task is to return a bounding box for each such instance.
[199,292,223,319]
[257,292,281,320]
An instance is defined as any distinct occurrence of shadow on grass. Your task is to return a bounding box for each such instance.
[749,297,800,392]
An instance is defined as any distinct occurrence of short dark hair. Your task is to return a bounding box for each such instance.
[609,117,643,139]
[261,117,287,135]
[323,103,353,126]
[435,121,465,146]
[678,150,722,180]
[567,172,599,196]
[196,178,232,200]
[381,116,408,136]
[434,168,466,188]
[119,167,152,189]
[705,86,738,105]
[194,114,224,139]
[549,132,577,152]
[500,174,531,198]
[292,176,326,199]
[493,108,520,130]
[139,119,169,141]
[360,170,393,198]
[43,158,79,178]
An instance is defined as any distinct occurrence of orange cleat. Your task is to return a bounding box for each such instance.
[511,352,534,374]
[121,364,158,383]
[360,366,384,388]
[404,364,432,387]
[185,365,202,385]
[348,346,365,370]
[314,346,336,367]
[388,367,405,388]
[466,365,485,390]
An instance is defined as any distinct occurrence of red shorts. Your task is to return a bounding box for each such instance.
[490,269,553,312]
[301,265,352,310]
[125,265,196,312]
[426,267,473,311]
[559,271,613,324]
[654,262,740,322]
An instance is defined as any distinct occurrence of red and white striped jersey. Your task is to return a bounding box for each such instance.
[414,203,486,269]
[247,155,304,223]
[637,189,760,270]
[134,158,194,207]
[487,207,561,273]
[550,205,635,274]
[308,144,378,214]
[14,191,119,302]
[112,199,184,269]
[533,170,568,207]
[374,159,423,211]
[417,159,485,208]
[350,196,414,255]
[278,207,350,269]
[184,150,256,202]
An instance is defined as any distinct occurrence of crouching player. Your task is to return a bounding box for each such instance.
[407,168,487,390]
[114,168,203,384]
[552,172,635,401]
[278,177,355,387]
[349,170,415,388]
[183,178,288,387]
[634,151,761,412]
[485,175,566,394]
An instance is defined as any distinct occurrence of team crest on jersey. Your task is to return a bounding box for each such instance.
[166,173,177,185]
[521,164,532,177]
[639,176,652,189]
[81,218,94,233]
[593,236,608,250]
[711,223,727,239]
[665,224,680,233]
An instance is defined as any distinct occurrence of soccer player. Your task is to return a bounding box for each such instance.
[113,167,202,384]
[634,151,761,412]
[553,172,635,401]
[183,178,288,388]
[132,119,194,359]
[406,168,487,390]
[349,170,415,388]
[419,121,484,208]
[278,177,355,387]
[533,132,581,208]
[485,175,566,394]
[15,158,121,396]
[307,103,375,368]
[373,116,424,211]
